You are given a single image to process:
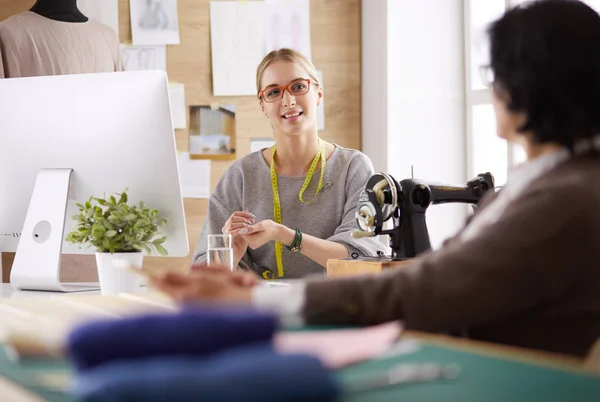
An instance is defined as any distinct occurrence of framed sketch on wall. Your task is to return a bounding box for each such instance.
[130,0,181,45]
[189,104,236,160]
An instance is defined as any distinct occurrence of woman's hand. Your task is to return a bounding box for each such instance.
[222,211,255,264]
[239,219,294,250]
[150,263,256,304]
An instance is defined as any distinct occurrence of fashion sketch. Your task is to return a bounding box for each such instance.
[138,0,175,31]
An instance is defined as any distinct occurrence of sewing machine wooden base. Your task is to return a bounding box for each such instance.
[326,257,414,277]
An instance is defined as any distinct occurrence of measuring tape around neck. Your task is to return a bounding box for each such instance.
[267,138,326,279]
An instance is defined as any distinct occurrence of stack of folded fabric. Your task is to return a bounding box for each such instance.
[66,306,340,402]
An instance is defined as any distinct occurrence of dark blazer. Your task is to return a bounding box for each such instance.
[302,154,600,357]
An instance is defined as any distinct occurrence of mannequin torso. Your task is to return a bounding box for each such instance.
[30,0,88,23]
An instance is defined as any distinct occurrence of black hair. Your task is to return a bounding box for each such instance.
[488,0,600,150]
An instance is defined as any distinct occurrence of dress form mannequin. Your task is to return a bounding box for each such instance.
[30,0,88,23]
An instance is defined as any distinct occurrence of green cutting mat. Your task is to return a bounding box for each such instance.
[0,348,72,402]
[336,343,600,402]
[1,342,600,402]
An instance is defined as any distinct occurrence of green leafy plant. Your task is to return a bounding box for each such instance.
[66,189,169,255]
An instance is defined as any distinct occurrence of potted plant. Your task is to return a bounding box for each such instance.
[66,189,168,295]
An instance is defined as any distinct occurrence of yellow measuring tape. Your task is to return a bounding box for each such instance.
[265,138,326,279]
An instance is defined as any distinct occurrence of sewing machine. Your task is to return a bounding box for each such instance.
[352,172,495,261]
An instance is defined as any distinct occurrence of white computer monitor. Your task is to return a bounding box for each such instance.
[0,70,189,292]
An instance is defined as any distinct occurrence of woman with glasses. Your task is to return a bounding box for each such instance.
[157,0,600,357]
[192,48,386,279]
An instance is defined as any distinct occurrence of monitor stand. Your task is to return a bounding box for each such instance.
[10,169,99,292]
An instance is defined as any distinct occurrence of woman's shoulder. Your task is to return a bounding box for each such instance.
[531,155,600,203]
[329,144,374,169]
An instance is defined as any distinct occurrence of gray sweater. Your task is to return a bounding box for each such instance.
[193,145,387,278]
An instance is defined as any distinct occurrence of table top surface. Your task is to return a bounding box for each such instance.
[1,284,599,402]
[0,283,101,299]
[1,331,599,402]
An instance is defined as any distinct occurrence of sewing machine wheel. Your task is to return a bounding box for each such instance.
[365,173,399,222]
[355,201,376,232]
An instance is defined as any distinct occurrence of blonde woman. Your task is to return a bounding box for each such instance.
[193,48,386,279]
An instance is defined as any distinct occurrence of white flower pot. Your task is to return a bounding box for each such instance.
[95,252,144,296]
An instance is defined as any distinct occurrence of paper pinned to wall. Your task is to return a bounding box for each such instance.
[210,1,266,96]
[265,0,312,60]
[169,83,186,129]
[178,152,210,199]
[316,70,324,131]
[121,44,167,71]
[130,0,180,45]
[78,0,119,37]
[250,138,276,153]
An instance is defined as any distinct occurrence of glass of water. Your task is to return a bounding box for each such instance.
[207,234,234,271]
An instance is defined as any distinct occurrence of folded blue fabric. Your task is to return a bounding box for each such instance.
[72,343,340,402]
[67,306,277,372]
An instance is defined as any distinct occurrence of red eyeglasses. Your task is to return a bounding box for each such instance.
[259,78,312,103]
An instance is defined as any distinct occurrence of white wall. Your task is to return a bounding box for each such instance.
[362,0,467,249]
[361,0,388,175]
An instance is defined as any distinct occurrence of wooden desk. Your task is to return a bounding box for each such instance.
[326,258,413,277]
[403,330,585,374]
[1,287,599,402]
[1,328,598,402]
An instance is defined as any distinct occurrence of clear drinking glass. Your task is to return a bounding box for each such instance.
[207,234,234,271]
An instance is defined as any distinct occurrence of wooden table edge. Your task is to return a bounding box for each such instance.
[401,330,596,376]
